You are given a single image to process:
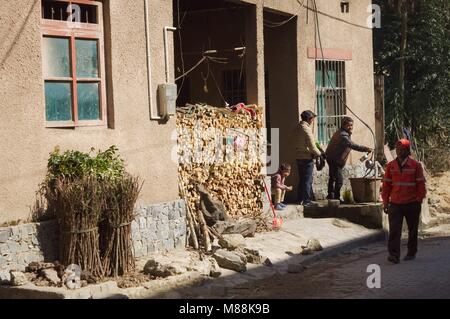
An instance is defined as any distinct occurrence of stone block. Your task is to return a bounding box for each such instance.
[10,227,20,238]
[0,255,6,267]
[219,234,246,250]
[212,249,247,273]
[168,208,179,220]
[7,242,20,254]
[175,236,186,249]
[138,217,146,229]
[24,254,42,265]
[131,221,139,234]
[0,229,11,243]
[19,243,29,253]
[161,205,170,217]
[147,242,157,253]
[149,207,159,219]
[24,224,36,235]
[157,230,169,241]
[0,270,11,284]
[163,238,175,250]
[168,220,177,230]
[146,223,157,235]
[133,241,143,258]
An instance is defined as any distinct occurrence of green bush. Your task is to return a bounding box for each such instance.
[46,145,125,182]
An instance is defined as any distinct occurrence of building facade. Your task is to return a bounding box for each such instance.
[0,0,376,220]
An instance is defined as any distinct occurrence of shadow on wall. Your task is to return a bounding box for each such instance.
[0,0,39,69]
[35,221,59,263]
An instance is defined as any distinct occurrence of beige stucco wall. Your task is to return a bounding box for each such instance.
[243,0,376,199]
[260,0,376,157]
[0,0,178,223]
[0,0,375,221]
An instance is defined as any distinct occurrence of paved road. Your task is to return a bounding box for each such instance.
[222,236,450,299]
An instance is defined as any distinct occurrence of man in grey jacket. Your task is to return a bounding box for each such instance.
[325,117,372,201]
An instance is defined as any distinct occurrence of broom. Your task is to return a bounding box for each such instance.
[262,178,283,230]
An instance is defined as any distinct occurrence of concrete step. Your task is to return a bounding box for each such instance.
[303,201,384,229]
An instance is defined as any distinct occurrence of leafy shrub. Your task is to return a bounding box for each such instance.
[46,145,125,182]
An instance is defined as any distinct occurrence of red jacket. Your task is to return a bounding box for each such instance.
[382,157,427,205]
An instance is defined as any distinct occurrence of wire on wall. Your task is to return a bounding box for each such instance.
[312,0,376,150]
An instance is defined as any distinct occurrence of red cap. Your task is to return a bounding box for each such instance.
[396,139,411,149]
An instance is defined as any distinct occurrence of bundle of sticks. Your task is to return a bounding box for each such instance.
[101,174,143,277]
[177,104,266,250]
[54,177,104,278]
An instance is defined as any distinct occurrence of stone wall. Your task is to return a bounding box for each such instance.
[0,220,58,278]
[131,200,187,258]
[0,200,187,277]
[314,163,367,200]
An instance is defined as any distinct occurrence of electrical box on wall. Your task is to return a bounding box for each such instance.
[157,83,177,118]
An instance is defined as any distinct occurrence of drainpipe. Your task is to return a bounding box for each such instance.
[144,0,161,120]
[164,26,177,83]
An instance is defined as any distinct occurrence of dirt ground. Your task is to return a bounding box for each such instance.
[428,171,450,215]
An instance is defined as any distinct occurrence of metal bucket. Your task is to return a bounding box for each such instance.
[349,178,382,203]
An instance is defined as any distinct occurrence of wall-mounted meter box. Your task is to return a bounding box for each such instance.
[157,83,177,117]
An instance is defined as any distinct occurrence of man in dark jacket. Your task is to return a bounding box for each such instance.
[325,117,372,201]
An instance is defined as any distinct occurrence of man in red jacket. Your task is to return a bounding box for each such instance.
[382,139,427,264]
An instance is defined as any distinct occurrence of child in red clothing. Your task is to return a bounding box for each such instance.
[271,163,293,210]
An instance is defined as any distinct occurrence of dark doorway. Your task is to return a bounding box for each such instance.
[264,10,299,202]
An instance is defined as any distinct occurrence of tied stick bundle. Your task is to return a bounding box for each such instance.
[55,177,103,278]
[101,174,142,277]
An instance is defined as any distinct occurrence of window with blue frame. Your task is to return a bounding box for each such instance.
[315,60,346,144]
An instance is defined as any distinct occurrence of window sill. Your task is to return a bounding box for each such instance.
[45,120,107,129]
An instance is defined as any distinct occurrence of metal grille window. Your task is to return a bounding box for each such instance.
[315,60,346,144]
[223,70,247,106]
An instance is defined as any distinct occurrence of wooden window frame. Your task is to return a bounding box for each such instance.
[41,0,106,128]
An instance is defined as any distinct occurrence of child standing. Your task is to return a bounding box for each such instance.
[271,163,293,210]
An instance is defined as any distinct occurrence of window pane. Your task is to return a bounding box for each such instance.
[77,83,100,120]
[42,0,69,21]
[79,4,98,24]
[43,37,71,77]
[42,1,97,23]
[45,82,72,121]
[76,39,99,78]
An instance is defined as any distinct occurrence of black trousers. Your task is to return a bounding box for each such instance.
[327,160,343,200]
[388,202,421,259]
[296,159,314,204]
